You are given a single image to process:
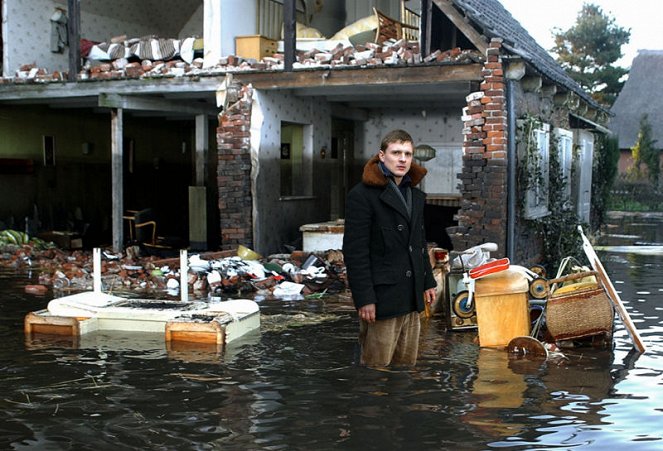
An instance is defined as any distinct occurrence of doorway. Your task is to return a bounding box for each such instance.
[331,118,355,219]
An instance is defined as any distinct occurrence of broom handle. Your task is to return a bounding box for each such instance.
[578,226,646,353]
[547,271,598,286]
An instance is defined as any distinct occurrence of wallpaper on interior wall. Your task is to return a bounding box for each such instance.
[364,108,461,153]
[3,0,202,75]
[4,0,67,75]
[53,0,200,37]
[364,108,464,195]
[255,90,332,253]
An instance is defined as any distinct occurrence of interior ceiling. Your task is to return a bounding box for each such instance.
[25,79,471,119]
[16,78,471,120]
[54,0,201,32]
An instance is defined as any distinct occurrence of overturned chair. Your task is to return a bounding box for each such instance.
[132,207,183,256]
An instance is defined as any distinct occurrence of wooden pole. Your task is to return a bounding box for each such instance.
[195,114,208,186]
[578,226,646,353]
[67,0,81,81]
[283,0,296,72]
[420,0,432,57]
[111,108,124,252]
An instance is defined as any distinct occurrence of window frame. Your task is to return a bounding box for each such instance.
[522,122,550,220]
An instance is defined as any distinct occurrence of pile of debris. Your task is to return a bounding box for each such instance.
[2,35,484,84]
[0,235,347,300]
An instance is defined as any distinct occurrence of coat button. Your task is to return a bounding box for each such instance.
[409,245,413,252]
[397,224,404,231]
[406,270,412,278]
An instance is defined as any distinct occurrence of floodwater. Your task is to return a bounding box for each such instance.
[1,218,663,450]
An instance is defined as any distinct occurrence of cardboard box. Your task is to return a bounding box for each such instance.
[235,35,277,60]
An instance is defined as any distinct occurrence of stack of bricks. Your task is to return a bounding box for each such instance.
[449,38,508,254]
[4,43,484,84]
[217,83,254,250]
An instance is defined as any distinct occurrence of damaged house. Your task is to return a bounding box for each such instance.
[0,0,607,263]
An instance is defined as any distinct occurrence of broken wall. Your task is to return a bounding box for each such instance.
[2,0,203,77]
[250,89,333,255]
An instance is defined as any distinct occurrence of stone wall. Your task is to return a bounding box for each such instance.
[448,38,508,256]
[217,84,254,250]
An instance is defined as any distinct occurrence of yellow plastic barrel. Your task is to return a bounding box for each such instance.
[474,268,530,347]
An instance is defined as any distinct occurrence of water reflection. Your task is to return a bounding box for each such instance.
[2,213,663,449]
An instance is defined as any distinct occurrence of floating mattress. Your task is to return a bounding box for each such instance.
[25,291,260,347]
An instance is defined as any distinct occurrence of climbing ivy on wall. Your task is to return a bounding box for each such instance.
[518,114,583,272]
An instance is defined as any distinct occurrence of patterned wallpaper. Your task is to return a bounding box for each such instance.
[3,0,64,76]
[3,0,202,76]
[252,90,333,253]
[362,108,464,195]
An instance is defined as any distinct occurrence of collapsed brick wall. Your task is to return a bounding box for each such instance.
[217,84,254,250]
[448,38,508,255]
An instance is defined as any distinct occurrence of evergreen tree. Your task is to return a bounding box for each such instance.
[631,114,660,186]
[592,134,620,227]
[551,3,630,106]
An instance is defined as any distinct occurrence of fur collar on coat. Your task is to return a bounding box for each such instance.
[361,154,427,188]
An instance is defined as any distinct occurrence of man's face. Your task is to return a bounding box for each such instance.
[379,140,413,182]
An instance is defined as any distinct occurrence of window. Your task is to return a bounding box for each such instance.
[555,128,573,201]
[280,122,312,198]
[521,122,550,219]
[574,130,594,224]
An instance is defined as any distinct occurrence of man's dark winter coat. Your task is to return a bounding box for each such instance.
[343,154,436,320]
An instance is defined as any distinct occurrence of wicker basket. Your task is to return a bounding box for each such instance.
[546,285,614,341]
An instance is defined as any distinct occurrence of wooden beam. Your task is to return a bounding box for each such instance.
[521,75,542,93]
[0,64,483,103]
[67,0,81,81]
[432,0,488,55]
[294,80,472,97]
[99,93,218,116]
[111,108,124,252]
[505,61,526,81]
[283,0,296,72]
[420,0,432,57]
[553,92,572,106]
[195,114,208,186]
[0,78,223,101]
[541,84,558,98]
[235,64,484,89]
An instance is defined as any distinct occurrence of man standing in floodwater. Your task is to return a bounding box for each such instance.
[343,129,437,367]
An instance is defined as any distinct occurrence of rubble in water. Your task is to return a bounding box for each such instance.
[0,239,347,301]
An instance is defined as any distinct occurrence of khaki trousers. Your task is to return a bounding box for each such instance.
[358,311,421,367]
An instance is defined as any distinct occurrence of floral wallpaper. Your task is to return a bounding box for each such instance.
[2,0,202,76]
[362,107,463,195]
[252,90,332,253]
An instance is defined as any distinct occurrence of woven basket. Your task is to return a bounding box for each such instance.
[546,286,614,341]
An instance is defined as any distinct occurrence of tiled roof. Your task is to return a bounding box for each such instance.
[451,0,598,108]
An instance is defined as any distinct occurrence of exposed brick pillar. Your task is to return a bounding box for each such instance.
[448,38,508,255]
[217,84,254,250]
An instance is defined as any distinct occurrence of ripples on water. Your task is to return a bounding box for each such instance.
[1,221,663,450]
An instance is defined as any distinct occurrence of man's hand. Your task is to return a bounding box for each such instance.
[358,304,376,323]
[424,287,437,305]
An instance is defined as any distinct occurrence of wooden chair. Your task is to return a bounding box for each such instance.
[133,208,181,256]
[374,7,419,43]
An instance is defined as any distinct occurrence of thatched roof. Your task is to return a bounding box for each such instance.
[610,50,663,149]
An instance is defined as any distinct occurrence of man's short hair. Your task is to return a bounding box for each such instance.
[380,129,414,151]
